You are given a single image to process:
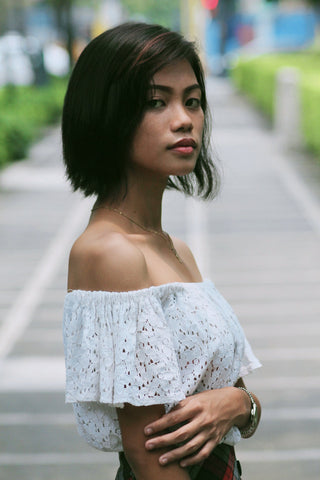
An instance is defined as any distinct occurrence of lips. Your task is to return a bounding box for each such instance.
[168,138,197,155]
[170,138,197,149]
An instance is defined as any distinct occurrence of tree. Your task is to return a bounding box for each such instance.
[46,0,74,66]
[218,0,236,56]
[121,0,180,29]
[44,0,101,66]
[0,0,8,34]
[0,0,33,34]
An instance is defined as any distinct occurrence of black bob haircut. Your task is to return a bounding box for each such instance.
[62,22,220,201]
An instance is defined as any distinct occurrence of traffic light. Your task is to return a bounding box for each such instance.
[201,0,219,9]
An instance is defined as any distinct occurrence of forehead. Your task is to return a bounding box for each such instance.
[151,59,198,87]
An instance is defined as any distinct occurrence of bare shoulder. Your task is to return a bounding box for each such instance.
[172,236,197,262]
[68,229,150,292]
[171,237,203,279]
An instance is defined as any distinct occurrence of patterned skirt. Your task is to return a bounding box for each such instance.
[115,443,242,480]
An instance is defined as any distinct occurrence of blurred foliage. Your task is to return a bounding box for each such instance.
[121,0,180,28]
[0,77,67,167]
[301,76,320,155]
[231,53,320,158]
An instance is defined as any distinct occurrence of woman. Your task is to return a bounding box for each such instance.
[62,22,261,480]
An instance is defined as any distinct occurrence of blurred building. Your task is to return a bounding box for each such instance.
[202,0,319,75]
[1,0,319,83]
[0,0,127,84]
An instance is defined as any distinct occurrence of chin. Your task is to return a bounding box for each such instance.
[171,163,197,177]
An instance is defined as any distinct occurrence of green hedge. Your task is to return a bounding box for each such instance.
[300,75,320,155]
[0,78,67,167]
[231,54,320,157]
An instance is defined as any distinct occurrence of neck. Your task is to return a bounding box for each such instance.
[95,169,167,231]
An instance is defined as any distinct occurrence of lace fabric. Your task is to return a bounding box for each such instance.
[63,280,261,452]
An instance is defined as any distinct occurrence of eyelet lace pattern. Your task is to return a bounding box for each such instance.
[63,280,261,452]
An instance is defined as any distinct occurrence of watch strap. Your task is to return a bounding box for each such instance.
[237,387,258,438]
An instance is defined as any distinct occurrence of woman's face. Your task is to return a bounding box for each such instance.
[129,59,205,181]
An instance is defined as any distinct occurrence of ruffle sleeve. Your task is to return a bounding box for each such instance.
[239,337,262,377]
[63,289,186,408]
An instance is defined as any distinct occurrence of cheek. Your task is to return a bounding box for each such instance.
[199,111,205,130]
[196,118,205,145]
[134,131,154,156]
[130,126,157,165]
[131,122,149,153]
[196,114,205,149]
[134,117,159,144]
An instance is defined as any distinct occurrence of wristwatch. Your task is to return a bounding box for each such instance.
[237,387,259,438]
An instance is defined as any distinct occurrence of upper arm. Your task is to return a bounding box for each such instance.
[117,404,190,480]
[117,403,165,455]
[67,233,151,292]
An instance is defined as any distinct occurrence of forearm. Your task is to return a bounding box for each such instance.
[142,382,262,468]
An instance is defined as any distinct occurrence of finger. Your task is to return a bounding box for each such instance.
[145,430,182,450]
[144,407,192,436]
[157,433,208,466]
[145,423,195,450]
[180,440,217,467]
[146,413,211,450]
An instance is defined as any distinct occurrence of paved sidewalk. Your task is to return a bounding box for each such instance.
[203,78,320,480]
[0,77,319,480]
[0,129,119,479]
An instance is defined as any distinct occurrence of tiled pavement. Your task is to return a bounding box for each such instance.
[0,78,319,480]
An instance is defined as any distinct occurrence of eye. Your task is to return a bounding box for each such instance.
[147,98,165,109]
[186,97,201,109]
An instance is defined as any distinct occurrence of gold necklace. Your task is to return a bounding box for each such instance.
[91,206,183,264]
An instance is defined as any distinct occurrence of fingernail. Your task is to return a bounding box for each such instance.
[160,457,168,465]
[180,462,187,468]
[146,443,154,450]
[145,427,153,435]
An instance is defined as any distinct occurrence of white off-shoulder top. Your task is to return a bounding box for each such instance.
[63,280,261,452]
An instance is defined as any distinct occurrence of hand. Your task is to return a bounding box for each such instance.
[144,387,249,467]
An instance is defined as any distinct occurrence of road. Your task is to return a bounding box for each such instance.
[0,77,319,480]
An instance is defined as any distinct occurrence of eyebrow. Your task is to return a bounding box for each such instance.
[149,83,201,94]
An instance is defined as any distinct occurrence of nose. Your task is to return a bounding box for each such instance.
[170,104,193,132]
